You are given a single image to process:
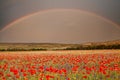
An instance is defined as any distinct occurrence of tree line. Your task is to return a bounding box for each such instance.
[0,48,47,51]
[0,44,120,51]
[64,44,120,50]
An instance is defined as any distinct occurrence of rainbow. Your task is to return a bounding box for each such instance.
[0,9,120,32]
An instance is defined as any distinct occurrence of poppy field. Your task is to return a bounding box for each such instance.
[0,50,120,80]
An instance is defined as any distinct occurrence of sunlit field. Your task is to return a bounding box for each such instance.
[0,50,120,80]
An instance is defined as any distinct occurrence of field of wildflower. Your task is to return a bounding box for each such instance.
[0,50,120,80]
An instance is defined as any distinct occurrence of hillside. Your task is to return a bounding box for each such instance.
[0,40,120,51]
[82,40,120,46]
[0,43,77,51]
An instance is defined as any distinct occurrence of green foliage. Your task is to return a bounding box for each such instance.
[64,44,120,50]
[29,48,47,51]
[0,44,120,51]
[0,48,47,51]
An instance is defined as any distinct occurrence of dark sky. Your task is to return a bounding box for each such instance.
[0,0,120,43]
